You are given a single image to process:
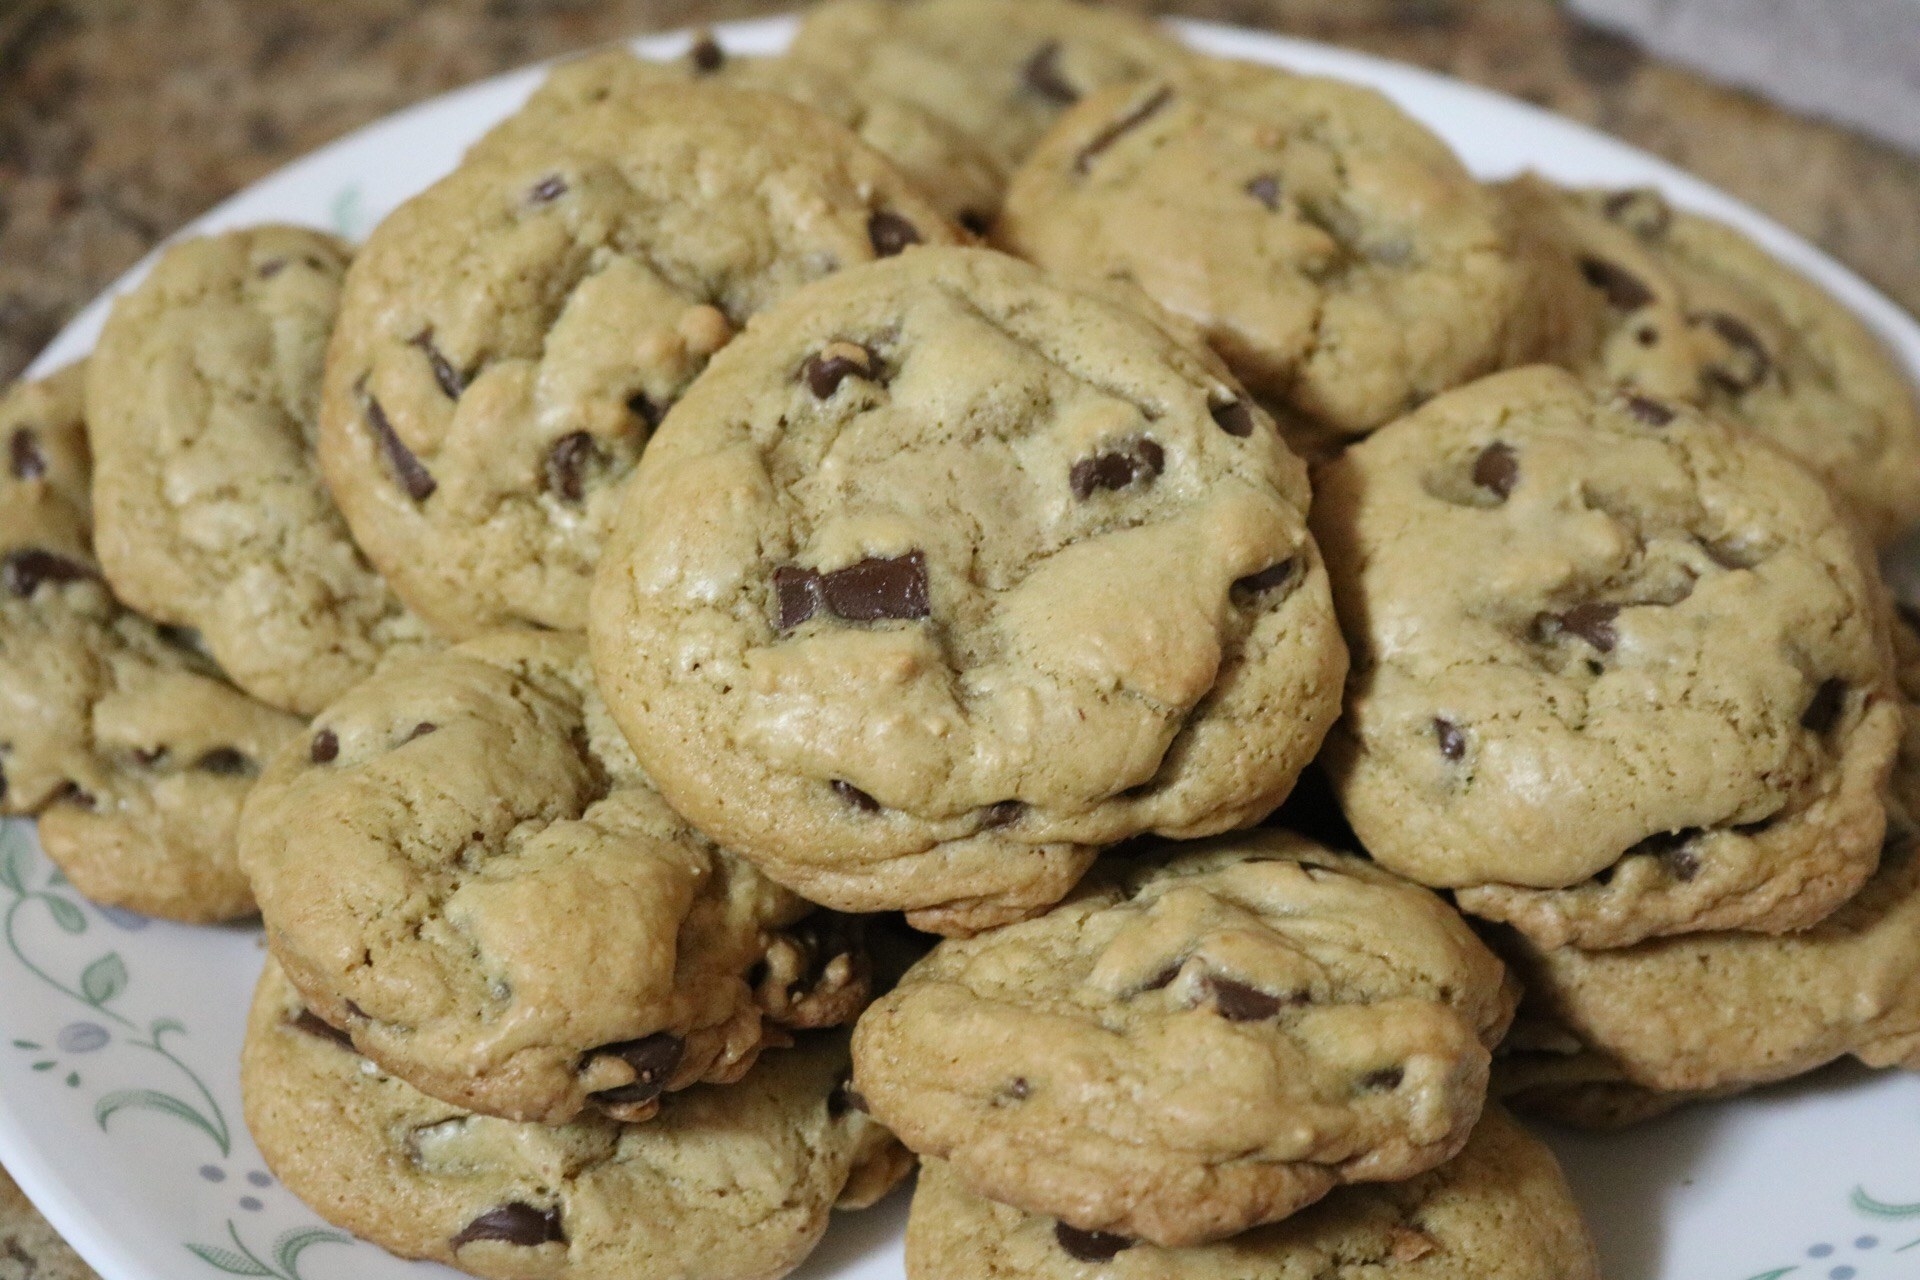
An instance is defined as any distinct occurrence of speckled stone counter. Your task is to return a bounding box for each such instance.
[2,0,1918,1272]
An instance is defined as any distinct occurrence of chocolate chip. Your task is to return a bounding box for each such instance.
[1233,559,1296,598]
[1206,976,1283,1022]
[828,1078,868,1117]
[1210,398,1255,437]
[1006,1077,1032,1100]
[628,392,662,428]
[291,1009,354,1051]
[868,211,921,257]
[1140,963,1182,992]
[1069,437,1164,499]
[1023,40,1078,105]
[776,552,932,632]
[1471,442,1518,499]
[1622,392,1674,426]
[959,210,992,237]
[1663,845,1701,881]
[688,32,724,73]
[195,748,252,776]
[1548,602,1620,653]
[803,342,879,399]
[409,330,466,399]
[309,730,339,764]
[545,432,597,502]
[53,781,96,811]
[2,548,95,597]
[133,746,168,766]
[1701,312,1771,394]
[832,779,881,812]
[980,800,1024,829]
[775,565,827,631]
[362,392,436,502]
[1434,718,1466,761]
[588,1032,684,1107]
[451,1203,565,1250]
[409,722,438,741]
[1055,1224,1134,1262]
[528,175,568,203]
[257,258,287,279]
[8,427,45,480]
[1601,188,1671,239]
[1360,1065,1404,1091]
[1636,326,1659,347]
[1627,828,1700,863]
[1578,256,1654,310]
[1074,86,1172,175]
[1246,174,1282,211]
[1801,678,1846,734]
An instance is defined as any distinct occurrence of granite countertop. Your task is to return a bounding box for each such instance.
[3,0,1919,1272]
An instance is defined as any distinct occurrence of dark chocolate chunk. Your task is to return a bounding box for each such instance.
[1074,86,1173,174]
[1701,312,1771,394]
[451,1203,565,1250]
[1245,174,1282,211]
[2,548,95,597]
[868,211,922,258]
[959,210,993,237]
[195,747,252,776]
[1005,1077,1032,1100]
[828,1077,868,1117]
[257,258,287,279]
[688,32,724,73]
[1578,256,1654,310]
[832,779,881,812]
[1471,442,1518,499]
[980,800,1025,829]
[1069,437,1164,499]
[1055,1224,1134,1262]
[1023,40,1078,105]
[409,722,438,741]
[53,781,96,811]
[803,343,879,399]
[528,175,568,204]
[775,565,827,631]
[587,1033,685,1107]
[362,393,436,501]
[1663,845,1701,881]
[1434,718,1466,761]
[1360,1065,1404,1091]
[409,330,466,399]
[1552,602,1620,653]
[628,392,662,428]
[291,1009,354,1051]
[1210,398,1255,437]
[8,427,45,480]
[777,553,930,630]
[1233,559,1296,598]
[1801,678,1846,734]
[309,730,339,764]
[1622,392,1674,426]
[1207,976,1283,1022]
[545,431,597,502]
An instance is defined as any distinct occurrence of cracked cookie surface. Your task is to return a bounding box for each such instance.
[1504,175,1920,547]
[788,0,1192,176]
[852,832,1517,1247]
[86,227,432,716]
[321,79,961,637]
[995,59,1569,442]
[239,629,868,1125]
[0,365,302,922]
[903,1107,1597,1280]
[1314,366,1900,949]
[589,247,1346,935]
[242,959,910,1280]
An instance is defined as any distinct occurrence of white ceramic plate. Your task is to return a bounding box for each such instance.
[5,15,1920,1280]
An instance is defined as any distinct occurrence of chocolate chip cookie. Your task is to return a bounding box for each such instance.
[995,59,1573,442]
[853,832,1518,1247]
[1,366,302,922]
[787,0,1192,176]
[239,629,868,1124]
[87,227,433,716]
[904,1107,1598,1280]
[243,960,911,1280]
[475,44,1003,231]
[320,81,962,638]
[1503,176,1920,547]
[588,246,1347,934]
[1314,365,1901,949]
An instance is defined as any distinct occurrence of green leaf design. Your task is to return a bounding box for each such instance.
[11,1039,38,1050]
[41,894,86,934]
[95,1088,227,1150]
[1853,1186,1920,1217]
[185,1243,273,1277]
[1744,1270,1797,1280]
[273,1226,351,1276]
[81,952,127,1005]
[0,832,26,895]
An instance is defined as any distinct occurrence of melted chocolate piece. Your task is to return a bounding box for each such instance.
[587,1032,685,1107]
[1540,602,1620,653]
[528,175,568,203]
[9,427,45,480]
[1069,437,1164,499]
[1233,559,1296,598]
[1801,678,1846,734]
[362,393,436,501]
[1701,312,1771,394]
[803,344,879,399]
[409,330,466,399]
[831,779,881,812]
[1360,1065,1405,1091]
[1434,718,1466,761]
[980,800,1024,829]
[1207,976,1284,1022]
[195,747,252,776]
[1023,40,1078,105]
[1578,256,1655,310]
[2,548,95,597]
[291,1009,354,1051]
[776,553,931,631]
[1471,442,1518,500]
[545,432,597,502]
[1245,174,1282,211]
[408,722,438,741]
[1621,393,1674,426]
[309,730,339,764]
[628,392,662,428]
[1055,1223,1134,1262]
[688,32,725,73]
[451,1203,565,1250]
[1074,86,1172,174]
[867,211,922,258]
[828,1077,868,1117]
[1210,398,1255,438]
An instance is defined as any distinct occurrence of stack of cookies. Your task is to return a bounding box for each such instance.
[5,0,1920,1276]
